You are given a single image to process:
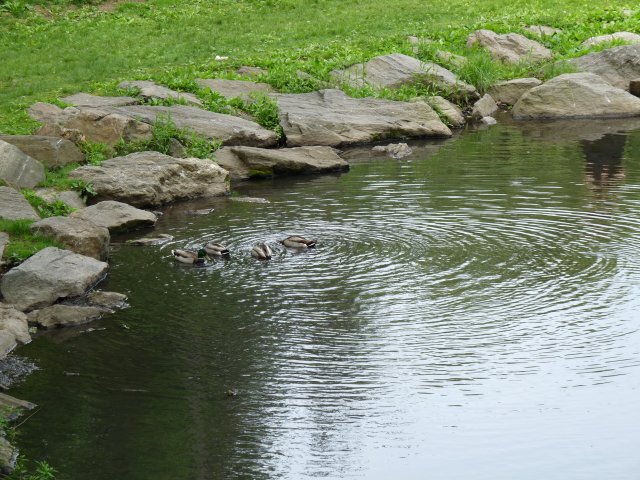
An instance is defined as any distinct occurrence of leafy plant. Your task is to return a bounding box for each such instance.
[69,179,97,202]
[79,140,111,166]
[21,190,75,217]
[243,92,284,140]
[6,458,56,480]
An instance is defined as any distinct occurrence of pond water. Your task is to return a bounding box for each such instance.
[9,117,640,480]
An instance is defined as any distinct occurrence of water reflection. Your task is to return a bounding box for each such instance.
[582,133,626,187]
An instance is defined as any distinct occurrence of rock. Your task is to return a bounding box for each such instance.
[0,357,38,390]
[85,291,128,311]
[126,234,173,246]
[0,140,45,189]
[33,189,86,210]
[512,72,640,120]
[471,93,498,119]
[0,233,7,260]
[371,143,413,159]
[196,78,275,102]
[524,25,562,37]
[34,123,86,144]
[0,187,39,221]
[229,196,269,204]
[435,50,468,68]
[331,53,477,99]
[581,32,640,48]
[68,152,230,207]
[61,92,139,108]
[0,247,109,312]
[0,392,37,412]
[118,80,202,106]
[481,116,497,126]
[28,102,63,124]
[630,79,640,97]
[422,96,466,127]
[56,106,154,146]
[100,105,278,147]
[569,44,640,90]
[488,78,543,105]
[215,146,349,180]
[0,436,17,475]
[0,304,31,358]
[467,29,553,64]
[276,89,452,147]
[0,135,84,169]
[70,201,157,233]
[168,138,187,158]
[237,66,268,77]
[27,304,104,329]
[30,216,110,260]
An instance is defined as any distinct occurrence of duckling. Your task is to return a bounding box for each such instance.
[280,235,316,248]
[172,248,208,265]
[203,242,230,257]
[251,243,273,260]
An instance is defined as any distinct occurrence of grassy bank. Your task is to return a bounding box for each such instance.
[1,0,639,133]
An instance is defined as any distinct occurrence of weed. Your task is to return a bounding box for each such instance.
[78,141,111,166]
[6,458,56,480]
[244,93,284,140]
[21,189,75,217]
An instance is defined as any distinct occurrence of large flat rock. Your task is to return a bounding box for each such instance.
[118,80,203,106]
[105,105,279,147]
[0,247,109,312]
[0,187,39,221]
[422,96,465,128]
[581,32,640,48]
[569,44,640,90]
[0,135,84,168]
[30,216,110,260]
[70,200,157,233]
[512,72,640,120]
[27,304,104,329]
[69,151,229,207]
[196,78,275,102]
[276,89,452,147]
[61,93,139,108]
[215,146,349,181]
[488,78,542,105]
[0,140,45,189]
[332,53,477,99]
[467,29,553,64]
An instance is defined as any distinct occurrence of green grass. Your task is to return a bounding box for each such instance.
[1,0,639,133]
[21,189,76,217]
[0,218,62,263]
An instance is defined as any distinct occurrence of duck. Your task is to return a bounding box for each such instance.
[251,243,273,260]
[280,235,316,248]
[203,242,230,257]
[172,248,209,265]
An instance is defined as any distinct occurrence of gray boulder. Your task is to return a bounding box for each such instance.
[61,92,138,108]
[85,291,128,311]
[196,78,275,102]
[215,146,348,181]
[27,304,104,329]
[102,105,278,147]
[0,247,109,312]
[33,189,86,210]
[69,151,229,207]
[569,44,640,90]
[472,93,498,119]
[118,80,202,106]
[512,72,640,119]
[423,96,466,127]
[467,29,553,64]
[0,140,45,189]
[30,216,110,260]
[0,187,39,221]
[524,25,562,37]
[331,53,477,99]
[488,78,543,105]
[0,135,84,169]
[0,303,31,358]
[28,102,63,125]
[581,32,640,48]
[276,89,452,147]
[70,201,156,234]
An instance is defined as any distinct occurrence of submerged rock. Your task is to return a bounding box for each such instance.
[0,247,109,312]
[277,89,452,147]
[512,72,640,119]
[371,143,413,159]
[126,234,174,246]
[85,291,128,312]
[27,304,104,329]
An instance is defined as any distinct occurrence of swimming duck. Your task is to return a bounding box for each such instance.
[280,236,316,248]
[251,243,273,260]
[203,242,230,257]
[172,248,209,265]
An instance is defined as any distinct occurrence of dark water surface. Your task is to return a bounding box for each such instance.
[10,118,640,480]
